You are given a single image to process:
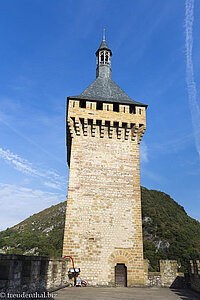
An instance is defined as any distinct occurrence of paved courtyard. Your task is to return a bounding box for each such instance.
[53,287,200,300]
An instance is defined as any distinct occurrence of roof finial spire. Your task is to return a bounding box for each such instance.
[103,28,106,41]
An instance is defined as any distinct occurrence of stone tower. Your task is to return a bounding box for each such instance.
[63,34,147,287]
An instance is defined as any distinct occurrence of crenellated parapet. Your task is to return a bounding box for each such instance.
[67,98,146,143]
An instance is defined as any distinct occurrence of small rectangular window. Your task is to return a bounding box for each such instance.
[130,106,135,114]
[80,100,86,108]
[96,102,103,110]
[107,105,109,111]
[113,103,119,112]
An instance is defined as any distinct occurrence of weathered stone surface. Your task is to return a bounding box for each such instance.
[0,254,188,292]
[63,99,146,286]
[0,254,70,293]
[143,259,184,288]
[160,260,178,287]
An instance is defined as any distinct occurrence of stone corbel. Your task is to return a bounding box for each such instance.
[67,117,76,138]
[100,120,105,138]
[125,123,131,140]
[83,119,88,136]
[74,117,81,135]
[131,123,139,141]
[117,122,122,139]
[91,119,96,137]
[137,125,146,144]
[108,121,114,138]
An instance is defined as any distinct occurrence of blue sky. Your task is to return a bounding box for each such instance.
[0,0,200,230]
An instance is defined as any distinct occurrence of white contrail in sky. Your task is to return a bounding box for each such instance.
[0,147,67,191]
[185,0,200,158]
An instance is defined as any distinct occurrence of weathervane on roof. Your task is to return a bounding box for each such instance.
[103,28,106,41]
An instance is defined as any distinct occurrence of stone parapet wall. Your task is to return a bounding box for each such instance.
[189,260,200,293]
[0,254,70,293]
[147,272,162,287]
[66,99,146,144]
[144,259,185,288]
[0,255,190,291]
[160,260,177,287]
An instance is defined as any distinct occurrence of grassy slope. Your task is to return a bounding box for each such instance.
[0,187,199,271]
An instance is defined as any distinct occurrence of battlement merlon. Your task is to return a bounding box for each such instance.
[66,98,146,142]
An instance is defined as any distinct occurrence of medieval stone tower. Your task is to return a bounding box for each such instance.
[63,34,147,287]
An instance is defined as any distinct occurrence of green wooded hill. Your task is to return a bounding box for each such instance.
[0,187,199,272]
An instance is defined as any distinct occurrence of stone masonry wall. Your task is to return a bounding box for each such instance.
[0,254,70,293]
[144,259,185,288]
[0,254,188,292]
[0,255,188,292]
[160,260,178,287]
[63,99,146,286]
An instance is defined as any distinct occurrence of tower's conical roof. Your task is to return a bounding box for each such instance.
[96,40,112,56]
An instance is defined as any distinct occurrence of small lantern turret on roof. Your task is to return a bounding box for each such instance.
[96,29,112,79]
[69,30,147,107]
